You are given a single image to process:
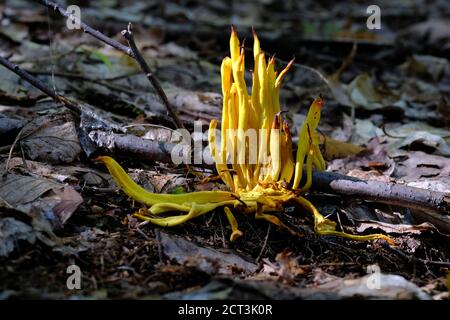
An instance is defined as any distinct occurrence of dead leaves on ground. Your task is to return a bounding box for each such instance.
[0,0,449,300]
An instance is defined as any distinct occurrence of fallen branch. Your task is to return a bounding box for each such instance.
[38,0,132,55]
[310,170,450,214]
[37,0,184,130]
[89,130,178,163]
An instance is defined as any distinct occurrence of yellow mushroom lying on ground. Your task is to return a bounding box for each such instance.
[96,27,394,245]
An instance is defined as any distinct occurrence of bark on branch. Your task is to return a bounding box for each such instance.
[310,170,450,214]
[89,130,177,163]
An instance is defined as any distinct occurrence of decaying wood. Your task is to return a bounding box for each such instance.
[310,170,450,214]
[89,130,177,163]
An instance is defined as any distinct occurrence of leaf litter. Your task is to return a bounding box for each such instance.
[0,0,449,300]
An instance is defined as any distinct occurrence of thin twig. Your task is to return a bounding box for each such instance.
[334,42,358,78]
[256,224,271,262]
[38,0,133,56]
[419,259,450,267]
[310,170,450,215]
[386,245,450,267]
[217,213,227,248]
[381,123,404,139]
[121,23,185,130]
[297,262,357,268]
[37,0,184,130]
[1,56,57,104]
[0,55,80,115]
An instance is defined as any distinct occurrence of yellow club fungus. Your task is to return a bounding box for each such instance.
[96,27,394,245]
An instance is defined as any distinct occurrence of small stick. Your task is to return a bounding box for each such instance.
[0,56,57,100]
[121,23,185,130]
[37,0,184,130]
[0,56,79,115]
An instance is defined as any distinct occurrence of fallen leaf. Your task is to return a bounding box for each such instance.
[319,134,365,160]
[327,137,395,177]
[319,273,430,300]
[168,89,221,122]
[0,22,29,43]
[0,70,43,102]
[164,272,430,300]
[400,131,449,156]
[393,151,450,181]
[341,203,409,225]
[160,232,257,275]
[0,114,26,138]
[405,179,450,194]
[347,73,383,110]
[254,251,305,284]
[20,114,81,164]
[350,116,384,145]
[402,55,450,81]
[400,19,450,50]
[326,74,353,108]
[0,174,82,227]
[41,187,83,225]
[0,174,60,206]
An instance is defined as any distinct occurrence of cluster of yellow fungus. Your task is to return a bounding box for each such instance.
[96,27,393,245]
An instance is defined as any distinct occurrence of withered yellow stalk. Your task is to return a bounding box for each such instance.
[96,27,394,245]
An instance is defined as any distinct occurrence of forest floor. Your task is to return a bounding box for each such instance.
[0,0,449,299]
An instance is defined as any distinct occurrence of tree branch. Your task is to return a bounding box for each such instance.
[121,23,185,129]
[37,0,184,130]
[38,0,133,56]
[0,55,79,115]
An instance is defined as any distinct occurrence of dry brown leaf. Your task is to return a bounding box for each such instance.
[0,174,82,227]
[160,232,257,275]
[168,89,221,122]
[20,114,81,164]
[357,221,437,235]
[42,187,83,225]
